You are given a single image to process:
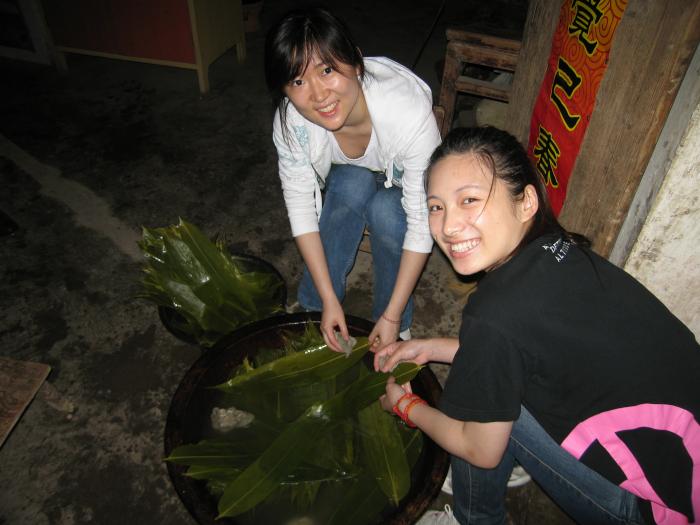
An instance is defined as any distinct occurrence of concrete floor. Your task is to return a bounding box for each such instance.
[1,0,574,523]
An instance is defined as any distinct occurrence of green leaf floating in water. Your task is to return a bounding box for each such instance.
[214,337,371,393]
[213,325,368,424]
[167,439,262,469]
[326,428,423,525]
[138,218,285,346]
[216,403,332,518]
[184,459,357,485]
[216,362,423,518]
[358,400,411,506]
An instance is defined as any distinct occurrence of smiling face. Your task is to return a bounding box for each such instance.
[283,54,366,132]
[427,153,537,275]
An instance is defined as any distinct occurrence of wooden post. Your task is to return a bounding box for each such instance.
[557,0,700,256]
[504,0,561,144]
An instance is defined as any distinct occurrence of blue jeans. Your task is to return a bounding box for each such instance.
[297,164,413,331]
[450,407,646,525]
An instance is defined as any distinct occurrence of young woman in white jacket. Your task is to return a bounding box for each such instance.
[264,7,441,352]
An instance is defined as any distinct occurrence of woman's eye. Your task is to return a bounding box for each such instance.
[322,66,333,75]
[462,197,478,205]
[428,204,443,213]
[290,79,303,87]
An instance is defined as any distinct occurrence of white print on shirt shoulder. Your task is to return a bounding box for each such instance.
[292,125,309,148]
[541,238,571,263]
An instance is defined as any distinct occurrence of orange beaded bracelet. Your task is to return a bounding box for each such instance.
[392,392,416,423]
[392,392,427,428]
[403,397,428,426]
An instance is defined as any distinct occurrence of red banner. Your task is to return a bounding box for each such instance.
[527,0,628,215]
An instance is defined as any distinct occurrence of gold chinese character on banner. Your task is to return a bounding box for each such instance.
[550,58,582,130]
[533,126,561,188]
[569,0,604,54]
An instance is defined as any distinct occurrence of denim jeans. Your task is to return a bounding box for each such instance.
[450,407,647,525]
[297,164,413,331]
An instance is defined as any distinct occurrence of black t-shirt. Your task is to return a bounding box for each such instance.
[439,233,700,524]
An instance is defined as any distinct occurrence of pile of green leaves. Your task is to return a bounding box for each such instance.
[138,218,285,347]
[166,324,425,523]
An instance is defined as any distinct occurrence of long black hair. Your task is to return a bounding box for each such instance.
[264,7,365,135]
[426,126,589,254]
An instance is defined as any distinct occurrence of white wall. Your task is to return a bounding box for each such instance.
[623,100,700,338]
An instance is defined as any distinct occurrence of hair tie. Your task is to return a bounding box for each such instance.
[381,312,401,325]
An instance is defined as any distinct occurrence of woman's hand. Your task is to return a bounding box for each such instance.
[369,315,400,353]
[379,376,408,413]
[320,297,349,353]
[373,338,435,372]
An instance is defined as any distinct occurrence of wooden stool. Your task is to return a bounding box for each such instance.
[359,228,372,254]
[436,28,522,138]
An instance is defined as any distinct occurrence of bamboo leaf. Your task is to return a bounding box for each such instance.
[186,464,242,481]
[326,428,423,525]
[326,362,423,417]
[186,462,357,485]
[138,218,284,346]
[277,479,323,511]
[166,431,274,469]
[166,422,281,467]
[282,463,360,484]
[217,404,332,518]
[357,401,410,506]
[215,364,422,518]
[167,441,255,469]
[217,326,346,423]
[215,338,371,393]
[323,474,387,525]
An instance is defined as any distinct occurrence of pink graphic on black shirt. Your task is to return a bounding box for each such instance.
[561,404,699,524]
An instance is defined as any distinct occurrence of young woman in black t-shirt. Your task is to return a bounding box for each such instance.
[374,126,700,525]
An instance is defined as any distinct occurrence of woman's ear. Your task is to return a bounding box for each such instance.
[518,184,539,223]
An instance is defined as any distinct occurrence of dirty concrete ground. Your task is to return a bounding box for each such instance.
[0,0,574,523]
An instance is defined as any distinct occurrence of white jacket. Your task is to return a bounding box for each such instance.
[272,57,441,253]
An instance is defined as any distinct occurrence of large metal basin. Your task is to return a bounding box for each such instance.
[164,312,449,524]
